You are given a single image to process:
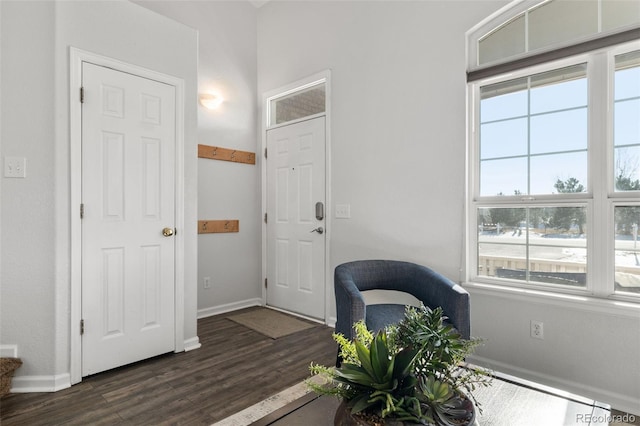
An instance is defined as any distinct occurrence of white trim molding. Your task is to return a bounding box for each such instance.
[10,373,71,393]
[197,298,263,319]
[183,337,202,352]
[464,281,640,319]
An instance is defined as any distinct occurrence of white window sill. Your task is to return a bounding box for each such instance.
[463,281,640,319]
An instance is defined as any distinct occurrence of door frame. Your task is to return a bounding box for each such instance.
[261,70,332,324]
[69,47,186,384]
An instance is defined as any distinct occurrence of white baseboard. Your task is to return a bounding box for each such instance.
[326,316,336,328]
[183,336,201,352]
[197,299,337,329]
[10,373,71,393]
[468,355,640,416]
[197,298,262,319]
[0,344,18,358]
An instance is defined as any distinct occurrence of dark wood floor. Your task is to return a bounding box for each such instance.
[0,307,337,425]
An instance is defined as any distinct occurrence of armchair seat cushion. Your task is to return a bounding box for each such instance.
[365,304,406,334]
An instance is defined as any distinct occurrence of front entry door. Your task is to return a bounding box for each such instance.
[266,117,326,320]
[81,62,176,376]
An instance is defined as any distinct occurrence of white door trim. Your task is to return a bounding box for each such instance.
[261,70,332,324]
[69,47,185,384]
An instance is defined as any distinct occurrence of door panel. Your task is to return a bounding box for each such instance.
[81,62,176,376]
[266,117,326,319]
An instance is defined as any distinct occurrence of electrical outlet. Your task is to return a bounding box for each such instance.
[530,320,544,340]
[4,156,27,178]
[203,277,211,289]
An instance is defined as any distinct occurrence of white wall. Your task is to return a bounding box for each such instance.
[257,0,639,415]
[258,0,506,309]
[0,0,198,389]
[1,0,57,377]
[134,1,261,317]
[468,287,640,415]
[259,0,504,280]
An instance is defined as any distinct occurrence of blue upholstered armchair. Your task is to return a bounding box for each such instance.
[334,260,471,343]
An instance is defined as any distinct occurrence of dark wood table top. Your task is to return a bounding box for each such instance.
[250,373,613,426]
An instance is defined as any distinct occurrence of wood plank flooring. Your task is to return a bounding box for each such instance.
[0,307,337,425]
[2,307,638,426]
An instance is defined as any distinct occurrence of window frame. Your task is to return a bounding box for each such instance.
[467,0,640,74]
[466,39,640,302]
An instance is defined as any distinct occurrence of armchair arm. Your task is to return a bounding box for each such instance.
[334,268,366,341]
[408,266,471,339]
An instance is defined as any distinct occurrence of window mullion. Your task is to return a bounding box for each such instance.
[466,83,480,283]
[588,51,611,297]
[526,76,532,282]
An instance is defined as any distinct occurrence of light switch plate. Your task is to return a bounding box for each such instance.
[335,204,351,219]
[4,157,27,178]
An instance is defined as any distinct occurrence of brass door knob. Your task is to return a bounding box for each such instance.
[162,227,175,237]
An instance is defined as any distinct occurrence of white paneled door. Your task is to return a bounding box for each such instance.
[81,62,176,376]
[266,117,326,320]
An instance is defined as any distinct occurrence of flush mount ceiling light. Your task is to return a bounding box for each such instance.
[199,93,224,110]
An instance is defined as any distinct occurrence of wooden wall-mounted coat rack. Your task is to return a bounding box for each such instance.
[198,144,255,165]
[198,143,251,235]
[198,220,239,234]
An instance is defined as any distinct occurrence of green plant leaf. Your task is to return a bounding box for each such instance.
[393,347,419,378]
[355,339,375,378]
[335,364,375,386]
[349,393,376,414]
[370,331,389,381]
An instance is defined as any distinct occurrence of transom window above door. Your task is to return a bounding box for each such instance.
[268,82,326,127]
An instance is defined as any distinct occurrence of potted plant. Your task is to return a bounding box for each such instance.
[308,304,491,425]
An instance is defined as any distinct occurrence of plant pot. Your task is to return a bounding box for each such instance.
[333,401,427,426]
[333,397,477,426]
[334,401,408,426]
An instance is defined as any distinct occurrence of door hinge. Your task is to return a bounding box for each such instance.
[264,212,268,223]
[264,278,268,288]
[80,319,85,335]
[264,147,268,159]
[80,203,84,219]
[80,87,84,103]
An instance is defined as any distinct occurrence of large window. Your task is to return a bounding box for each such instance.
[469,42,640,299]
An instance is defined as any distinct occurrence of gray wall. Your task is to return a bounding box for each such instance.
[135,0,262,317]
[1,0,198,387]
[257,0,639,415]
[258,0,499,280]
[1,0,58,378]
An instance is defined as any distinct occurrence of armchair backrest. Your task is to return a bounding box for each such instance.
[334,260,471,340]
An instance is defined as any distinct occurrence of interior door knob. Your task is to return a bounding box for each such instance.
[162,227,175,237]
[310,226,324,234]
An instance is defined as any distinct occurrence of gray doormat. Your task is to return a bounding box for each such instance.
[227,308,315,339]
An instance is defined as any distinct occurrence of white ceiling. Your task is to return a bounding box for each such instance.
[248,0,270,8]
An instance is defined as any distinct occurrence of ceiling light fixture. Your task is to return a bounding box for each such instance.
[199,93,224,110]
